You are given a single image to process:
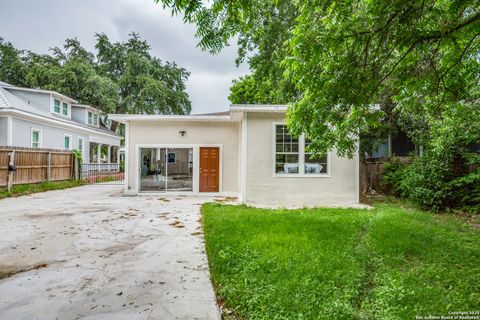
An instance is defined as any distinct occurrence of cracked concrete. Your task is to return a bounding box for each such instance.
[0,185,220,320]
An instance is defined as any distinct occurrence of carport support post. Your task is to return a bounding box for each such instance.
[7,151,15,192]
[107,145,111,164]
[97,143,102,164]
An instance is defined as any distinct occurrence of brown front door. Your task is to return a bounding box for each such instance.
[199,147,219,192]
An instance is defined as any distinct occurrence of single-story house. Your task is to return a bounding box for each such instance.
[110,105,359,207]
[0,81,121,163]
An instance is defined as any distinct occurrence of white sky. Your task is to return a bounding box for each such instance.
[0,0,250,114]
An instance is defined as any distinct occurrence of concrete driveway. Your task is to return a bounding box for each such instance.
[0,185,221,320]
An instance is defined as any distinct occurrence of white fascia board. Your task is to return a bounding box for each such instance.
[0,108,120,140]
[108,114,234,124]
[72,104,102,113]
[230,104,288,113]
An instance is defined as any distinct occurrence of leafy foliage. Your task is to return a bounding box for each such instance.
[382,152,480,212]
[155,0,480,159]
[0,33,192,121]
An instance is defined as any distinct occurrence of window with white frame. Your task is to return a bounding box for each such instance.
[53,99,61,114]
[64,135,71,150]
[78,137,84,155]
[275,124,299,174]
[274,124,329,176]
[88,111,98,126]
[62,102,68,116]
[304,139,328,174]
[31,129,41,148]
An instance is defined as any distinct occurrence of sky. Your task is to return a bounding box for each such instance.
[0,0,250,114]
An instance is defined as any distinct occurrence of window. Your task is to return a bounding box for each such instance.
[31,129,41,148]
[274,124,329,176]
[62,102,68,116]
[275,124,299,174]
[64,135,71,150]
[304,139,328,174]
[168,152,176,163]
[78,137,84,155]
[88,111,98,126]
[54,99,61,113]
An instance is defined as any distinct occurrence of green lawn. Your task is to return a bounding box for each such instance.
[202,202,480,319]
[0,180,83,199]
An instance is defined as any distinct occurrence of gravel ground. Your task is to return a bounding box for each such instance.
[0,184,222,320]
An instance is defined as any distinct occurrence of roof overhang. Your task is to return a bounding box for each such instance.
[108,114,236,124]
[0,108,121,140]
[3,86,78,104]
[230,104,288,113]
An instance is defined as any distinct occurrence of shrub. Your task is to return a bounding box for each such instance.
[382,151,480,213]
[381,158,408,195]
[397,155,453,212]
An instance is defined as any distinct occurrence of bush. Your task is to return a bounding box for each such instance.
[397,155,453,212]
[381,158,408,195]
[382,152,480,213]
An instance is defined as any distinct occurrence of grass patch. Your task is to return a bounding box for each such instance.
[202,202,480,319]
[0,180,83,199]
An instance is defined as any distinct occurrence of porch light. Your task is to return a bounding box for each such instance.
[179,130,186,136]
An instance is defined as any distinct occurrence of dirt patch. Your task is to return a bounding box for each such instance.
[0,263,48,280]
[214,197,238,204]
[169,220,185,228]
[158,198,171,202]
[191,231,203,236]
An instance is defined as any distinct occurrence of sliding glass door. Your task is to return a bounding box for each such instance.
[139,147,193,192]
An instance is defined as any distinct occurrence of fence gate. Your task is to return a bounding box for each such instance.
[81,163,124,185]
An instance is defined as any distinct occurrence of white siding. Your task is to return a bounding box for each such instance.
[7,90,51,113]
[0,117,7,145]
[71,107,87,124]
[11,118,89,155]
[245,112,358,207]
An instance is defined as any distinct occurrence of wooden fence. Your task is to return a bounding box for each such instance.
[360,157,411,194]
[0,146,74,188]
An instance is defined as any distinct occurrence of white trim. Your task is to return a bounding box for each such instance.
[30,128,42,148]
[134,143,223,195]
[0,109,120,140]
[109,114,234,124]
[231,104,288,113]
[124,121,130,192]
[7,116,13,146]
[63,134,72,150]
[73,104,102,113]
[272,122,331,178]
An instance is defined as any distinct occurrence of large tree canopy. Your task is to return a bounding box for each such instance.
[0,33,191,121]
[156,0,480,158]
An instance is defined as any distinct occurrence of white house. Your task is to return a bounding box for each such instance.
[110,104,359,207]
[0,81,121,163]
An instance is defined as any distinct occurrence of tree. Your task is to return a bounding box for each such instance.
[155,0,480,159]
[0,33,192,130]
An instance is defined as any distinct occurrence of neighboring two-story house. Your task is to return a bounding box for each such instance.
[0,81,121,164]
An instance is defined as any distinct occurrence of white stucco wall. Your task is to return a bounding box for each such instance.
[126,120,240,194]
[244,112,359,207]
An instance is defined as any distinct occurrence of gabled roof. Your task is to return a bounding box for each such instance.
[0,81,77,103]
[0,84,120,139]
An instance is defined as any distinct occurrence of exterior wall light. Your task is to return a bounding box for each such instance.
[179,130,186,136]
